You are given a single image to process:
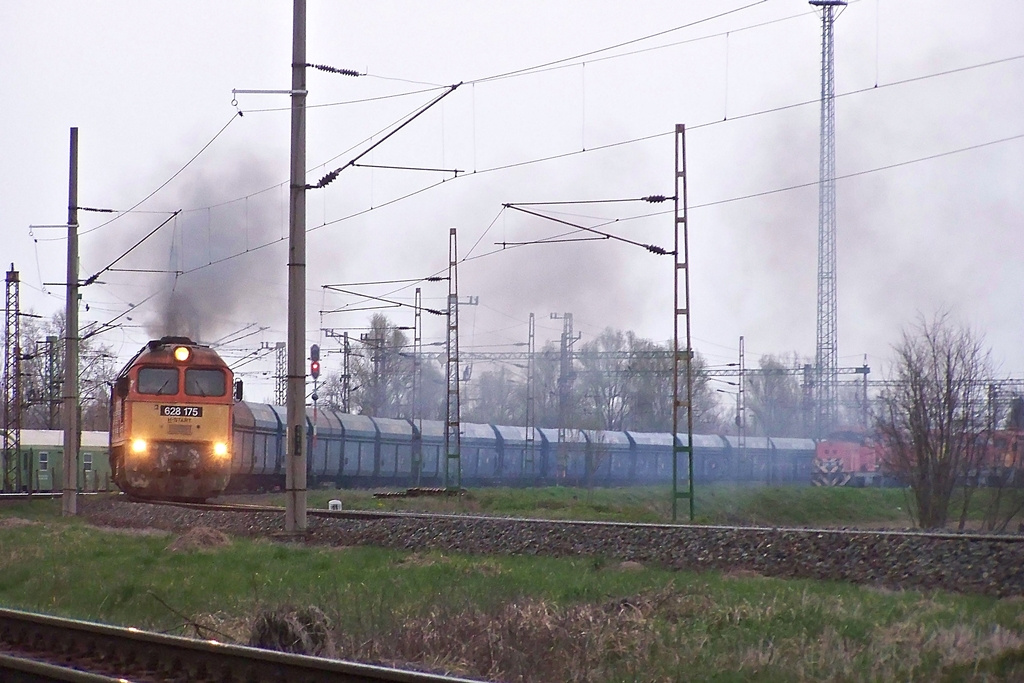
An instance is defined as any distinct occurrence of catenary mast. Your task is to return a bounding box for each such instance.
[811,0,846,438]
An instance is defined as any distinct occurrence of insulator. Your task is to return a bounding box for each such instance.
[642,195,670,203]
[309,169,340,189]
[645,244,669,255]
[307,63,361,77]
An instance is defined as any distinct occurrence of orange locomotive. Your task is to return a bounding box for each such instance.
[109,337,236,500]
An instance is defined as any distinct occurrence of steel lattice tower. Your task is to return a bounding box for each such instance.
[411,287,423,485]
[274,342,286,406]
[524,312,536,477]
[444,228,462,489]
[3,266,21,492]
[811,0,846,438]
[550,312,576,480]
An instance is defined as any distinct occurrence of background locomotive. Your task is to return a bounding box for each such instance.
[109,337,236,500]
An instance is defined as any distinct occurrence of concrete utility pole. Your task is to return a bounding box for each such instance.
[63,127,79,516]
[285,0,308,532]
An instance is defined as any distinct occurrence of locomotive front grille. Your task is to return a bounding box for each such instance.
[155,442,204,474]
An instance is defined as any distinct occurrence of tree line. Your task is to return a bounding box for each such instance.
[314,313,871,438]
[3,312,117,431]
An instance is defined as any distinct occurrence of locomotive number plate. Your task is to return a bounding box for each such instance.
[160,405,203,418]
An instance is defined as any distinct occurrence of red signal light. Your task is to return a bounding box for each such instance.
[310,360,320,380]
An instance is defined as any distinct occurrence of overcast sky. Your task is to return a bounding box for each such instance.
[2,0,1022,403]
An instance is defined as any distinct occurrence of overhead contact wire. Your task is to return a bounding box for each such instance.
[80,112,242,236]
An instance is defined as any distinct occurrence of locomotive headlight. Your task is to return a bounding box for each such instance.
[131,438,148,454]
[213,442,229,458]
[173,346,191,362]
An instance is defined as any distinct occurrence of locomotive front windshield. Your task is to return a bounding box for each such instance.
[137,367,179,395]
[185,368,227,397]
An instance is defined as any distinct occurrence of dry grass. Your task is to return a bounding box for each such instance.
[248,605,335,657]
[328,586,697,682]
[190,611,251,644]
[238,584,1024,682]
[0,516,40,529]
[166,526,231,552]
[91,525,170,538]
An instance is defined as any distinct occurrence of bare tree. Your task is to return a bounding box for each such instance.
[463,366,522,425]
[346,314,418,418]
[874,314,992,529]
[15,311,116,431]
[745,354,806,438]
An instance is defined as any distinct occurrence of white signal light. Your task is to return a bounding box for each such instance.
[173,346,191,362]
[131,439,148,453]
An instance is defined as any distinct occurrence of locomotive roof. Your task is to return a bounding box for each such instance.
[116,337,225,377]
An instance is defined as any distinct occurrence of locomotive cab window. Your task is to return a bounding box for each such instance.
[137,367,179,395]
[185,368,227,397]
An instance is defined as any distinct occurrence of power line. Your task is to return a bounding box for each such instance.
[503,202,672,254]
[79,112,241,236]
[306,83,461,189]
[82,210,180,286]
[177,51,1024,219]
[161,127,1024,288]
[471,0,770,84]
[238,1,778,115]
[690,132,1024,210]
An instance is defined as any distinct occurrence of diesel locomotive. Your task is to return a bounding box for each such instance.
[109,337,236,500]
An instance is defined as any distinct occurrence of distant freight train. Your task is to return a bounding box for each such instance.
[54,335,1014,500]
[226,401,821,493]
[100,337,825,501]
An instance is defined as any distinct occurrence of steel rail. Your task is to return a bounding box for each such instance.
[0,651,120,682]
[0,607,485,683]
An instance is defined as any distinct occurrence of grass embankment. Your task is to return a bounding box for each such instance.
[2,497,1023,681]
[256,484,1020,531]
[237,484,919,527]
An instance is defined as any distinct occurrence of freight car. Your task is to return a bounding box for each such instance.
[226,401,818,493]
[109,337,237,500]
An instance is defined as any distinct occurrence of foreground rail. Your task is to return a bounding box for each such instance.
[0,608,483,683]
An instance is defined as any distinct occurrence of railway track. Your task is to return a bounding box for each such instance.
[156,497,1024,544]
[0,607,484,683]
[87,496,1024,597]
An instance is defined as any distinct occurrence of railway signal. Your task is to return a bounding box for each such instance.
[310,344,320,379]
